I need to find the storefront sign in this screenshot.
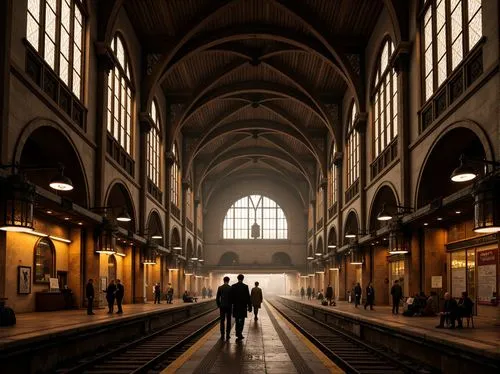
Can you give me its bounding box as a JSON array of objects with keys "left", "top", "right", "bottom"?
[
  {"left": 477, "top": 249, "right": 498, "bottom": 305},
  {"left": 431, "top": 276, "right": 442, "bottom": 288}
]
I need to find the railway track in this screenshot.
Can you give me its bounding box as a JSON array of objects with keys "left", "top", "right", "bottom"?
[
  {"left": 267, "top": 298, "right": 435, "bottom": 374},
  {"left": 57, "top": 308, "right": 219, "bottom": 374}
]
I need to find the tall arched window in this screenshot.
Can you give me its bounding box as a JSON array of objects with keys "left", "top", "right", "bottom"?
[
  {"left": 170, "top": 143, "right": 180, "bottom": 206},
  {"left": 26, "top": 0, "right": 85, "bottom": 99},
  {"left": 223, "top": 195, "right": 288, "bottom": 239},
  {"left": 34, "top": 237, "right": 55, "bottom": 283},
  {"left": 148, "top": 100, "right": 161, "bottom": 187},
  {"left": 373, "top": 40, "right": 398, "bottom": 158},
  {"left": 107, "top": 34, "right": 133, "bottom": 154},
  {"left": 328, "top": 143, "right": 337, "bottom": 207},
  {"left": 346, "top": 101, "right": 359, "bottom": 188},
  {"left": 422, "top": 0, "right": 482, "bottom": 101}
]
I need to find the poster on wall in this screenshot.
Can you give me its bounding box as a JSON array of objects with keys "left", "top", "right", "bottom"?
[
  {"left": 17, "top": 266, "right": 31, "bottom": 294},
  {"left": 477, "top": 249, "right": 498, "bottom": 305},
  {"left": 451, "top": 267, "right": 466, "bottom": 298}
]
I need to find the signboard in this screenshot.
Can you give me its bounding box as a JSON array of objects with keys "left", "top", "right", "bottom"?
[
  {"left": 477, "top": 249, "right": 497, "bottom": 305},
  {"left": 49, "top": 277, "right": 59, "bottom": 291},
  {"left": 431, "top": 276, "right": 442, "bottom": 289}
]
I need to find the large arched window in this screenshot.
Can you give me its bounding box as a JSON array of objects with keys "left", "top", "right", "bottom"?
[
  {"left": 346, "top": 101, "right": 359, "bottom": 188},
  {"left": 223, "top": 195, "right": 288, "bottom": 239},
  {"left": 422, "top": 0, "right": 482, "bottom": 101},
  {"left": 328, "top": 143, "right": 337, "bottom": 207},
  {"left": 34, "top": 237, "right": 55, "bottom": 283},
  {"left": 373, "top": 39, "right": 398, "bottom": 158},
  {"left": 170, "top": 143, "right": 180, "bottom": 206},
  {"left": 148, "top": 100, "right": 161, "bottom": 187},
  {"left": 26, "top": 0, "right": 85, "bottom": 99},
  {"left": 107, "top": 34, "right": 133, "bottom": 154}
]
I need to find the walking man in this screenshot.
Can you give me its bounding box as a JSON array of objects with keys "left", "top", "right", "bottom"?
[
  {"left": 250, "top": 281, "right": 263, "bottom": 321},
  {"left": 306, "top": 285, "right": 312, "bottom": 300},
  {"left": 216, "top": 276, "right": 232, "bottom": 341},
  {"left": 354, "top": 282, "right": 362, "bottom": 308},
  {"left": 86, "top": 279, "right": 95, "bottom": 315},
  {"left": 115, "top": 279, "right": 124, "bottom": 314},
  {"left": 364, "top": 282, "right": 375, "bottom": 310},
  {"left": 391, "top": 279, "right": 403, "bottom": 314},
  {"left": 230, "top": 274, "right": 252, "bottom": 341},
  {"left": 154, "top": 282, "right": 161, "bottom": 304},
  {"left": 105, "top": 280, "right": 116, "bottom": 314}
]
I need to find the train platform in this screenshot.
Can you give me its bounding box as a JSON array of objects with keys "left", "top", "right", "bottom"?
[
  {"left": 165, "top": 300, "right": 342, "bottom": 374},
  {"left": 0, "top": 298, "right": 216, "bottom": 373}
]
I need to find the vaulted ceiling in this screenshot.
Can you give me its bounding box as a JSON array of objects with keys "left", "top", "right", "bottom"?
[{"left": 122, "top": 0, "right": 388, "bottom": 207}]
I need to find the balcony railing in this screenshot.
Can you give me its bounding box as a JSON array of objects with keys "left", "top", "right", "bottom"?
[
  {"left": 370, "top": 139, "right": 398, "bottom": 180},
  {"left": 345, "top": 179, "right": 359, "bottom": 204}
]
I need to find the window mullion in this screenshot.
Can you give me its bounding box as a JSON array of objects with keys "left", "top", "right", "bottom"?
[
  {"left": 68, "top": 0, "right": 75, "bottom": 91},
  {"left": 462, "top": 0, "right": 469, "bottom": 53},
  {"left": 444, "top": 0, "right": 452, "bottom": 79},
  {"left": 54, "top": 0, "right": 61, "bottom": 75},
  {"left": 40, "top": 0, "right": 47, "bottom": 58},
  {"left": 431, "top": 0, "right": 438, "bottom": 93}
]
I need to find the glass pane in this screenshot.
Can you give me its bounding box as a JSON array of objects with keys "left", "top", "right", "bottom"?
[
  {"left": 44, "top": 40, "right": 55, "bottom": 69},
  {"left": 26, "top": 14, "right": 39, "bottom": 50},
  {"left": 467, "top": 250, "right": 475, "bottom": 300},
  {"left": 468, "top": 12, "right": 482, "bottom": 48},
  {"left": 61, "top": 0, "right": 71, "bottom": 29},
  {"left": 437, "top": 57, "right": 447, "bottom": 86},
  {"left": 451, "top": 37, "right": 463, "bottom": 70},
  {"left": 45, "top": 3, "right": 56, "bottom": 42},
  {"left": 425, "top": 74, "right": 433, "bottom": 100},
  {"left": 451, "top": 251, "right": 467, "bottom": 298},
  {"left": 72, "top": 70, "right": 81, "bottom": 98},
  {"left": 451, "top": 3, "right": 462, "bottom": 42},
  {"left": 60, "top": 57, "right": 69, "bottom": 84},
  {"left": 61, "top": 29, "right": 70, "bottom": 58}
]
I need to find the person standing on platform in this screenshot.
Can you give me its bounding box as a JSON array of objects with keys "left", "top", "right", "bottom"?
[
  {"left": 86, "top": 279, "right": 95, "bottom": 315},
  {"left": 300, "top": 287, "right": 305, "bottom": 299},
  {"left": 115, "top": 279, "right": 124, "bottom": 314},
  {"left": 354, "top": 282, "right": 362, "bottom": 308},
  {"left": 326, "top": 284, "right": 334, "bottom": 306},
  {"left": 166, "top": 283, "right": 174, "bottom": 304},
  {"left": 202, "top": 286, "right": 207, "bottom": 299},
  {"left": 230, "top": 274, "right": 252, "bottom": 341},
  {"left": 306, "top": 285, "right": 312, "bottom": 300},
  {"left": 391, "top": 279, "right": 403, "bottom": 314},
  {"left": 250, "top": 281, "right": 263, "bottom": 321},
  {"left": 208, "top": 287, "right": 213, "bottom": 298},
  {"left": 364, "top": 282, "right": 375, "bottom": 310},
  {"left": 216, "top": 276, "right": 232, "bottom": 341},
  {"left": 105, "top": 280, "right": 117, "bottom": 314},
  {"left": 154, "top": 282, "right": 161, "bottom": 304}
]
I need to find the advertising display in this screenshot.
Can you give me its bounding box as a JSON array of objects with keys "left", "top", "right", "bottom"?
[{"left": 477, "top": 249, "right": 497, "bottom": 305}]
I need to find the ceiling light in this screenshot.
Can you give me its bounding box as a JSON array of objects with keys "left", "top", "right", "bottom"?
[
  {"left": 78, "top": 222, "right": 83, "bottom": 225},
  {"left": 455, "top": 211, "right": 461, "bottom": 214},
  {"left": 64, "top": 217, "right": 70, "bottom": 220},
  {"left": 327, "top": 244, "right": 336, "bottom": 249},
  {"left": 190, "top": 257, "right": 198, "bottom": 261},
  {"left": 345, "top": 231, "right": 356, "bottom": 238},
  {"left": 377, "top": 204, "right": 393, "bottom": 221},
  {"left": 315, "top": 252, "right": 322, "bottom": 256},
  {"left": 49, "top": 168, "right": 73, "bottom": 191},
  {"left": 46, "top": 210, "right": 52, "bottom": 214},
  {"left": 437, "top": 217, "right": 443, "bottom": 221},
  {"left": 424, "top": 222, "right": 428, "bottom": 226},
  {"left": 116, "top": 209, "right": 132, "bottom": 222},
  {"left": 173, "top": 245, "right": 182, "bottom": 250},
  {"left": 450, "top": 157, "right": 478, "bottom": 183},
  {"left": 151, "top": 234, "right": 162, "bottom": 239},
  {"left": 306, "top": 255, "right": 314, "bottom": 260}
]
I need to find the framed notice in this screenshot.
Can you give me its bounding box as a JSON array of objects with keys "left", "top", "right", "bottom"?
[
  {"left": 18, "top": 266, "right": 32, "bottom": 294},
  {"left": 49, "top": 277, "right": 60, "bottom": 291},
  {"left": 477, "top": 249, "right": 497, "bottom": 305},
  {"left": 431, "top": 276, "right": 442, "bottom": 289}
]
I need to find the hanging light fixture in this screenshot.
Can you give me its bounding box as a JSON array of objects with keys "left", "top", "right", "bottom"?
[
  {"left": 329, "top": 256, "right": 339, "bottom": 271},
  {"left": 142, "top": 242, "right": 157, "bottom": 265},
  {"left": 349, "top": 243, "right": 363, "bottom": 265},
  {"left": 116, "top": 208, "right": 132, "bottom": 222},
  {"left": 450, "top": 155, "right": 479, "bottom": 182},
  {"left": 151, "top": 233, "right": 162, "bottom": 239},
  {"left": 345, "top": 230, "right": 356, "bottom": 238},
  {"left": 251, "top": 221, "right": 260, "bottom": 239},
  {"left": 327, "top": 244, "right": 337, "bottom": 249},
  {"left": 49, "top": 166, "right": 74, "bottom": 191},
  {"left": 472, "top": 176, "right": 500, "bottom": 233},
  {"left": 0, "top": 174, "right": 35, "bottom": 232},
  {"left": 388, "top": 223, "right": 409, "bottom": 255},
  {"left": 377, "top": 204, "right": 393, "bottom": 221},
  {"left": 95, "top": 221, "right": 117, "bottom": 255}
]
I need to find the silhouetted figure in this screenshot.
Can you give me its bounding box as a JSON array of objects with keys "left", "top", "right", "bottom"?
[
  {"left": 300, "top": 287, "right": 305, "bottom": 299},
  {"left": 354, "top": 283, "right": 362, "bottom": 308},
  {"left": 312, "top": 288, "right": 316, "bottom": 299},
  {"left": 154, "top": 282, "right": 161, "bottom": 304},
  {"left": 364, "top": 282, "right": 375, "bottom": 310},
  {"left": 326, "top": 284, "right": 334, "bottom": 306},
  {"left": 391, "top": 280, "right": 403, "bottom": 314},
  {"left": 86, "top": 279, "right": 95, "bottom": 315},
  {"left": 306, "top": 286, "right": 312, "bottom": 300},
  {"left": 105, "top": 280, "right": 116, "bottom": 314},
  {"left": 216, "top": 276, "right": 232, "bottom": 341},
  {"left": 115, "top": 279, "right": 124, "bottom": 314},
  {"left": 251, "top": 281, "right": 263, "bottom": 321},
  {"left": 436, "top": 292, "right": 458, "bottom": 328},
  {"left": 208, "top": 287, "right": 213, "bottom": 298},
  {"left": 230, "top": 274, "right": 252, "bottom": 341},
  {"left": 457, "top": 291, "right": 474, "bottom": 328},
  {"left": 202, "top": 286, "right": 207, "bottom": 299},
  {"left": 183, "top": 290, "right": 195, "bottom": 303},
  {"left": 166, "top": 283, "right": 174, "bottom": 304}
]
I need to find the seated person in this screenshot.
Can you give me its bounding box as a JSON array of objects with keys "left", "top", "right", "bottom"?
[
  {"left": 422, "top": 292, "right": 438, "bottom": 316},
  {"left": 403, "top": 297, "right": 415, "bottom": 316},
  {"left": 182, "top": 291, "right": 194, "bottom": 303},
  {"left": 457, "top": 291, "right": 474, "bottom": 328},
  {"left": 317, "top": 290, "right": 324, "bottom": 300},
  {"left": 436, "top": 292, "right": 458, "bottom": 328}
]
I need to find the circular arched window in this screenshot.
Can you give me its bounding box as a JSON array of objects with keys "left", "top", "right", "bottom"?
[{"left": 34, "top": 237, "right": 55, "bottom": 283}]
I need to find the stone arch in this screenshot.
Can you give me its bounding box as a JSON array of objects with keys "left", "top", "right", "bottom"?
[
  {"left": 15, "top": 120, "right": 89, "bottom": 207},
  {"left": 308, "top": 244, "right": 313, "bottom": 258},
  {"left": 327, "top": 225, "right": 337, "bottom": 250},
  {"left": 170, "top": 226, "right": 181, "bottom": 250},
  {"left": 146, "top": 209, "right": 164, "bottom": 245},
  {"left": 219, "top": 251, "right": 239, "bottom": 266},
  {"left": 186, "top": 239, "right": 194, "bottom": 259},
  {"left": 343, "top": 210, "right": 359, "bottom": 244},
  {"left": 415, "top": 123, "right": 493, "bottom": 208},
  {"left": 368, "top": 183, "right": 400, "bottom": 231},
  {"left": 104, "top": 180, "right": 137, "bottom": 232},
  {"left": 316, "top": 236, "right": 324, "bottom": 255},
  {"left": 272, "top": 252, "right": 292, "bottom": 266},
  {"left": 197, "top": 244, "right": 202, "bottom": 260}
]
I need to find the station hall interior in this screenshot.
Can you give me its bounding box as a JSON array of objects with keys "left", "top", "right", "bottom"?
[{"left": 0, "top": 0, "right": 499, "bottom": 373}]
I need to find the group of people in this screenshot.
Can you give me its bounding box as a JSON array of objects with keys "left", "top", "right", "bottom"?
[
  {"left": 85, "top": 278, "right": 124, "bottom": 315},
  {"left": 153, "top": 282, "right": 174, "bottom": 304},
  {"left": 201, "top": 286, "right": 213, "bottom": 299},
  {"left": 435, "top": 291, "right": 474, "bottom": 329},
  {"left": 299, "top": 285, "right": 336, "bottom": 306},
  {"left": 216, "top": 275, "right": 263, "bottom": 341}
]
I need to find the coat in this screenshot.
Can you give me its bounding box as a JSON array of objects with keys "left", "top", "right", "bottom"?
[
  {"left": 391, "top": 284, "right": 403, "bottom": 300},
  {"left": 366, "top": 286, "right": 375, "bottom": 302},
  {"left": 230, "top": 281, "right": 252, "bottom": 318},
  {"left": 325, "top": 286, "right": 333, "bottom": 299},
  {"left": 105, "top": 283, "right": 116, "bottom": 301},
  {"left": 116, "top": 283, "right": 124, "bottom": 300},
  {"left": 251, "top": 286, "right": 263, "bottom": 308},
  {"left": 86, "top": 283, "right": 94, "bottom": 299},
  {"left": 216, "top": 283, "right": 231, "bottom": 308}
]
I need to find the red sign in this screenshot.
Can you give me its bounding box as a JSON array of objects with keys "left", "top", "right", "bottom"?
[{"left": 478, "top": 249, "right": 497, "bottom": 266}]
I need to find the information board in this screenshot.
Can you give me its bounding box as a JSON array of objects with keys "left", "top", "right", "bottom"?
[
  {"left": 431, "top": 276, "right": 442, "bottom": 289},
  {"left": 477, "top": 249, "right": 497, "bottom": 305}
]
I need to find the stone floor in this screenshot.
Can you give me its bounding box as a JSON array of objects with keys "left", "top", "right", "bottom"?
[
  {"left": 0, "top": 298, "right": 213, "bottom": 348},
  {"left": 284, "top": 296, "right": 500, "bottom": 356},
  {"left": 168, "top": 301, "right": 341, "bottom": 374}
]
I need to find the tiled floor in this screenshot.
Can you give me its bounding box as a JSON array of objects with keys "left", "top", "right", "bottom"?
[
  {"left": 284, "top": 296, "right": 500, "bottom": 355},
  {"left": 171, "top": 303, "right": 337, "bottom": 374},
  {"left": 0, "top": 299, "right": 214, "bottom": 348}
]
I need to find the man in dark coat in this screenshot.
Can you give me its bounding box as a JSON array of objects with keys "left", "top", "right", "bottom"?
[
  {"left": 354, "top": 283, "right": 362, "bottom": 308},
  {"left": 154, "top": 282, "right": 161, "bottom": 304},
  {"left": 436, "top": 292, "right": 458, "bottom": 328},
  {"left": 364, "top": 282, "right": 375, "bottom": 310},
  {"left": 216, "top": 276, "right": 232, "bottom": 340},
  {"left": 86, "top": 279, "right": 95, "bottom": 315},
  {"left": 250, "top": 281, "right": 263, "bottom": 321},
  {"left": 325, "top": 284, "right": 334, "bottom": 306},
  {"left": 306, "top": 286, "right": 312, "bottom": 300},
  {"left": 300, "top": 287, "right": 305, "bottom": 299},
  {"left": 391, "top": 279, "right": 403, "bottom": 314},
  {"left": 105, "top": 280, "right": 117, "bottom": 314},
  {"left": 115, "top": 279, "right": 124, "bottom": 314},
  {"left": 230, "top": 274, "right": 252, "bottom": 341}
]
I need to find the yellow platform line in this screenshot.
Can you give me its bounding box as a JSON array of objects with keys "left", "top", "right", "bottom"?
[
  {"left": 265, "top": 300, "right": 345, "bottom": 374},
  {"left": 160, "top": 324, "right": 219, "bottom": 374}
]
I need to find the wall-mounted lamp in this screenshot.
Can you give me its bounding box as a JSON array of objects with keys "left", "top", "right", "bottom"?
[
  {"left": 377, "top": 203, "right": 413, "bottom": 221},
  {"left": 450, "top": 154, "right": 500, "bottom": 183},
  {"left": 388, "top": 222, "right": 409, "bottom": 255},
  {"left": 472, "top": 176, "right": 500, "bottom": 233},
  {"left": 0, "top": 163, "right": 73, "bottom": 192}
]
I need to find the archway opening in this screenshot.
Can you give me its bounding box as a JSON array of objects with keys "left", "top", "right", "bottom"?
[
  {"left": 369, "top": 185, "right": 398, "bottom": 231},
  {"left": 344, "top": 211, "right": 359, "bottom": 244},
  {"left": 327, "top": 226, "right": 337, "bottom": 250},
  {"left": 272, "top": 252, "right": 292, "bottom": 266},
  {"left": 219, "top": 252, "right": 239, "bottom": 266},
  {"left": 105, "top": 183, "right": 136, "bottom": 231},
  {"left": 146, "top": 211, "right": 164, "bottom": 245}
]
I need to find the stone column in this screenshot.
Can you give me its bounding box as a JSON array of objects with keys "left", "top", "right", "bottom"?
[
  {"left": 139, "top": 113, "right": 153, "bottom": 234},
  {"left": 0, "top": 0, "right": 12, "bottom": 164}
]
